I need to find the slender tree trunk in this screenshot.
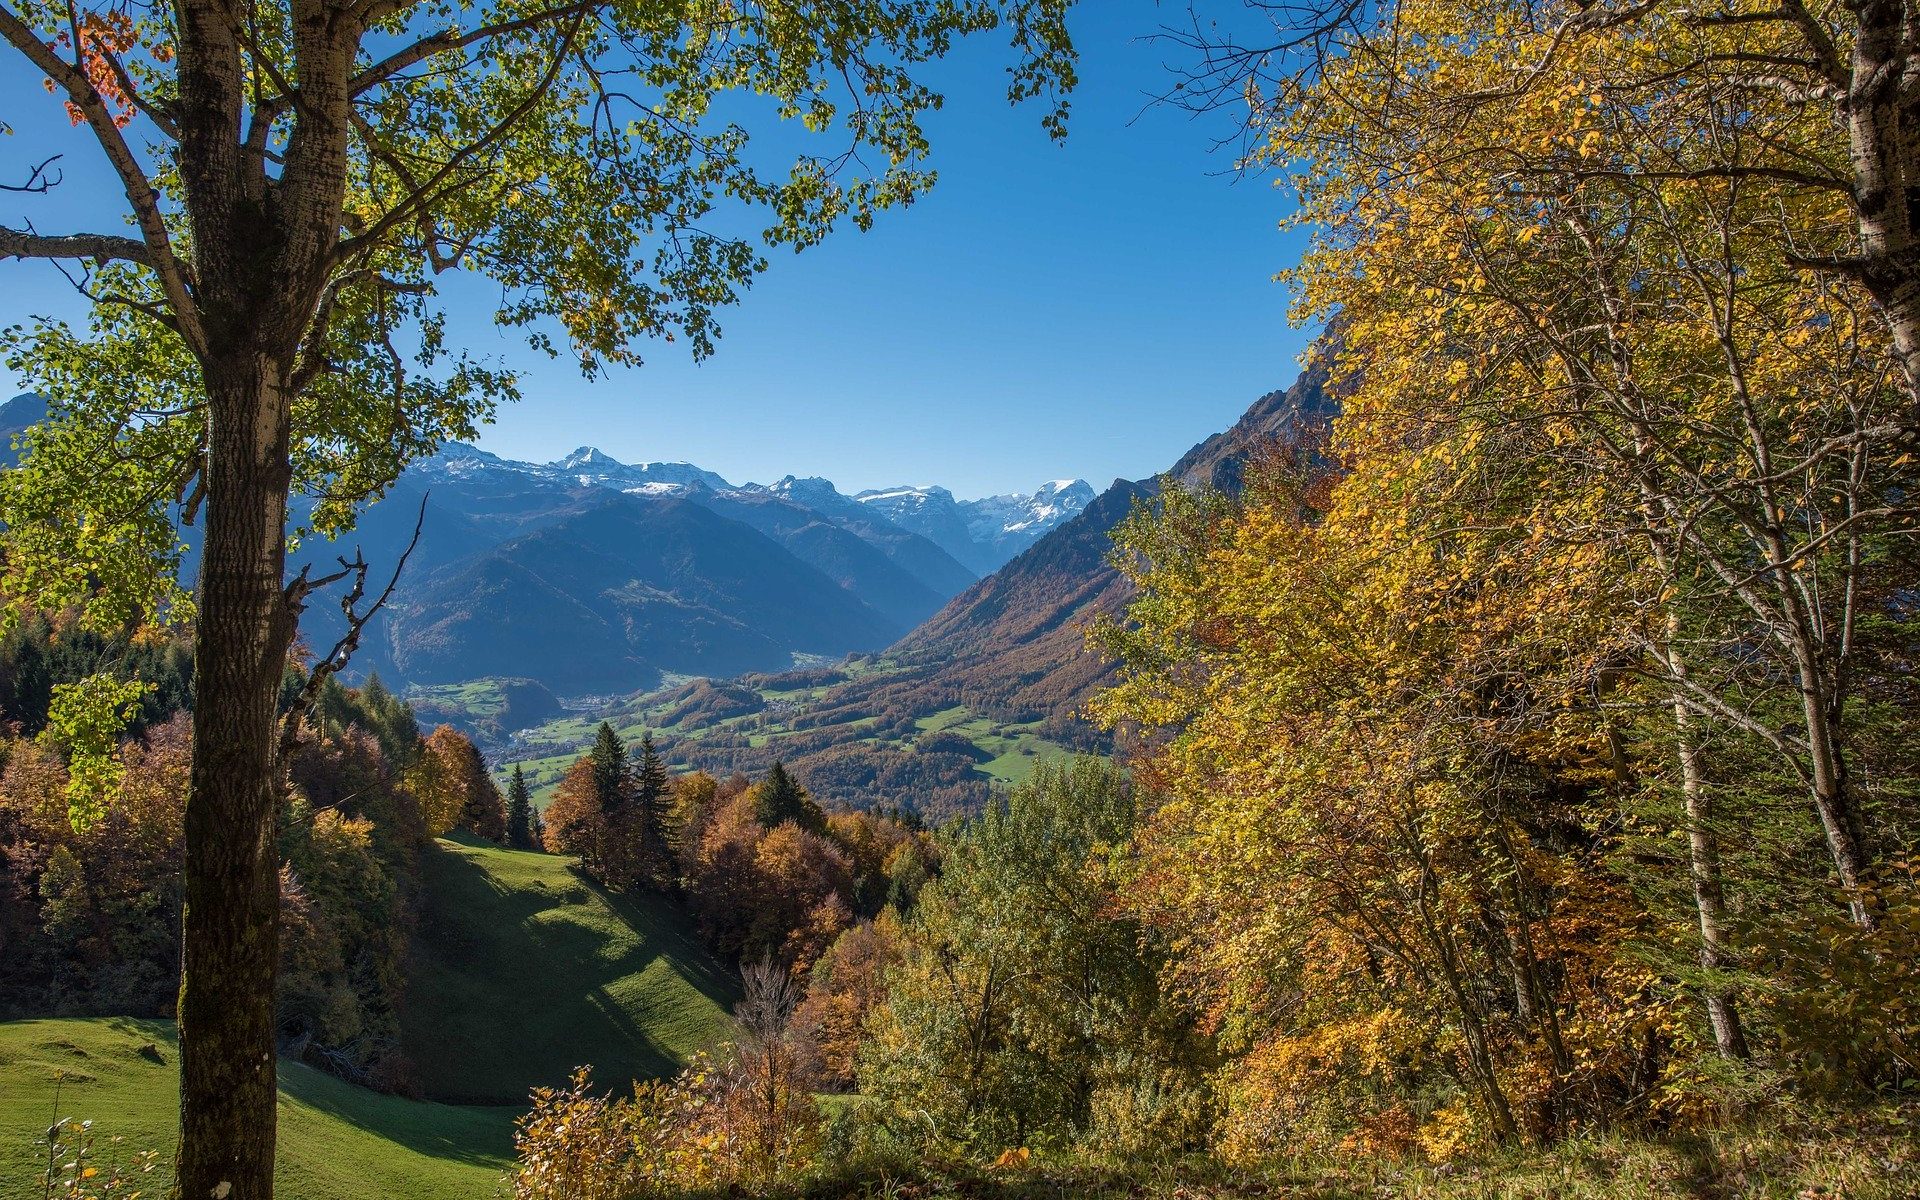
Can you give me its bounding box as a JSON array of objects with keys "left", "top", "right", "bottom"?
[
  {"left": 1664, "top": 621, "right": 1749, "bottom": 1059},
  {"left": 176, "top": 357, "right": 297, "bottom": 1200},
  {"left": 1792, "top": 641, "right": 1877, "bottom": 929}
]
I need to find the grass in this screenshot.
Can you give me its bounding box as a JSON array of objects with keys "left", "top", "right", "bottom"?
[
  {"left": 402, "top": 834, "right": 739, "bottom": 1105},
  {"left": 0, "top": 1017, "right": 517, "bottom": 1200},
  {"left": 408, "top": 678, "right": 519, "bottom": 719},
  {"left": 1, "top": 834, "right": 742, "bottom": 1198},
  {"left": 499, "top": 680, "right": 1074, "bottom": 806},
  {"left": 490, "top": 749, "right": 577, "bottom": 808}
]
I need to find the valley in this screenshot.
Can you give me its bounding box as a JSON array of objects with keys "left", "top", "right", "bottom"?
[{"left": 407, "top": 369, "right": 1338, "bottom": 817}]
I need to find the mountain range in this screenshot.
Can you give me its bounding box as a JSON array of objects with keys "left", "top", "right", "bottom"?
[
  {"left": 779, "top": 361, "right": 1339, "bottom": 739},
  {"left": 487, "top": 363, "right": 1338, "bottom": 816},
  {"left": 2, "top": 366, "right": 1330, "bottom": 749},
  {"left": 360, "top": 444, "right": 1094, "bottom": 694},
  {"left": 0, "top": 394, "right": 1095, "bottom": 698}
]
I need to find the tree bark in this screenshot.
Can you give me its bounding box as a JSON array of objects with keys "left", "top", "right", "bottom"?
[
  {"left": 1791, "top": 634, "right": 1877, "bottom": 930},
  {"left": 175, "top": 356, "right": 297, "bottom": 1200},
  {"left": 1665, "top": 623, "right": 1749, "bottom": 1060},
  {"left": 1843, "top": 0, "right": 1920, "bottom": 423}
]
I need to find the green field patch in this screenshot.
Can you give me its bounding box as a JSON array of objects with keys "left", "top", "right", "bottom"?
[
  {"left": 407, "top": 678, "right": 513, "bottom": 718},
  {"left": 914, "top": 705, "right": 972, "bottom": 733},
  {"left": 0, "top": 1018, "right": 516, "bottom": 1200},
  {"left": 491, "top": 750, "right": 577, "bottom": 808}
]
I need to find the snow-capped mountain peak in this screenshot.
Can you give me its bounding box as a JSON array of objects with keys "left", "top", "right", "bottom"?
[
  {"left": 555, "top": 445, "right": 620, "bottom": 470},
  {"left": 407, "top": 439, "right": 1081, "bottom": 576},
  {"left": 853, "top": 478, "right": 1093, "bottom": 574},
  {"left": 853, "top": 483, "right": 957, "bottom": 510}
]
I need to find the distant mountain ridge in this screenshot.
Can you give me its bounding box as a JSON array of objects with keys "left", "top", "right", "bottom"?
[
  {"left": 0, "top": 393, "right": 1095, "bottom": 700},
  {"left": 879, "top": 359, "right": 1337, "bottom": 722},
  {"left": 413, "top": 444, "right": 1091, "bottom": 575},
  {"left": 854, "top": 478, "right": 1096, "bottom": 575},
  {"left": 580, "top": 363, "right": 1341, "bottom": 815},
  {"left": 328, "top": 442, "right": 1098, "bottom": 696},
  {"left": 0, "top": 393, "right": 48, "bottom": 467}
]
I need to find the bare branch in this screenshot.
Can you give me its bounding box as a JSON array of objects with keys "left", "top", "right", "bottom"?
[
  {"left": 3, "top": 154, "right": 63, "bottom": 193},
  {"left": 277, "top": 493, "right": 429, "bottom": 758},
  {"left": 0, "top": 225, "right": 156, "bottom": 265}
]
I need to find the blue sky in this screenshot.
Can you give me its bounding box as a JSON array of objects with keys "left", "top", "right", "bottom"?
[{"left": 1, "top": 2, "right": 1313, "bottom": 499}]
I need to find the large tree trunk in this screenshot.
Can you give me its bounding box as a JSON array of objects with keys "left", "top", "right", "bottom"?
[{"left": 176, "top": 357, "right": 297, "bottom": 1200}]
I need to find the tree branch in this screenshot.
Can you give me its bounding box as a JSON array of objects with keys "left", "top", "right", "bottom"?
[
  {"left": 0, "top": 225, "right": 156, "bottom": 265},
  {"left": 334, "top": 14, "right": 585, "bottom": 268},
  {"left": 3, "top": 153, "right": 62, "bottom": 193},
  {"left": 277, "top": 493, "right": 428, "bottom": 759},
  {"left": 348, "top": 0, "right": 596, "bottom": 98},
  {"left": 0, "top": 3, "right": 205, "bottom": 355}
]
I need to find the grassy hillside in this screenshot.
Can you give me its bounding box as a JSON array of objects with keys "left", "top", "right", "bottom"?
[
  {"left": 403, "top": 834, "right": 738, "bottom": 1104},
  {"left": 2, "top": 838, "right": 740, "bottom": 1197},
  {"left": 495, "top": 664, "right": 1075, "bottom": 818},
  {"left": 0, "top": 1018, "right": 516, "bottom": 1200}
]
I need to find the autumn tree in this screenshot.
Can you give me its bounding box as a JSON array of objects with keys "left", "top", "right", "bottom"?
[
  {"left": 792, "top": 911, "right": 904, "bottom": 1089},
  {"left": 1165, "top": 0, "right": 1920, "bottom": 434},
  {"left": 450, "top": 734, "right": 507, "bottom": 842},
  {"left": 1149, "top": 0, "right": 1917, "bottom": 1094},
  {"left": 666, "top": 769, "right": 720, "bottom": 873},
  {"left": 0, "top": 2, "right": 1076, "bottom": 1190},
  {"left": 1095, "top": 452, "right": 1674, "bottom": 1152},
  {"left": 542, "top": 757, "right": 604, "bottom": 871},
  {"left": 403, "top": 725, "right": 504, "bottom": 840},
  {"left": 405, "top": 727, "right": 459, "bottom": 837}
]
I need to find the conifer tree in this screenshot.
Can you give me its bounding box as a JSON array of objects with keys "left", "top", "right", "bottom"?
[
  {"left": 589, "top": 722, "right": 630, "bottom": 819},
  {"left": 506, "top": 765, "right": 533, "bottom": 850},
  {"left": 586, "top": 722, "right": 643, "bottom": 885},
  {"left": 753, "top": 761, "right": 826, "bottom": 835},
  {"left": 356, "top": 673, "right": 422, "bottom": 769},
  {"left": 633, "top": 733, "right": 671, "bottom": 887}
]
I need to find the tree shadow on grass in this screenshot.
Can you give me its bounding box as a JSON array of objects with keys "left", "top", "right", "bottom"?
[
  {"left": 587, "top": 875, "right": 742, "bottom": 1013},
  {"left": 274, "top": 1059, "right": 518, "bottom": 1170},
  {"left": 400, "top": 839, "right": 739, "bottom": 1107}
]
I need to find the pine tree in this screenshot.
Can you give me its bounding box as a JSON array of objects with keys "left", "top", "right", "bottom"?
[
  {"left": 589, "top": 721, "right": 630, "bottom": 818},
  {"left": 357, "top": 672, "right": 422, "bottom": 768},
  {"left": 506, "top": 765, "right": 534, "bottom": 850},
  {"left": 753, "top": 761, "right": 826, "bottom": 834},
  {"left": 587, "top": 722, "right": 640, "bottom": 885},
  {"left": 633, "top": 732, "right": 671, "bottom": 886}
]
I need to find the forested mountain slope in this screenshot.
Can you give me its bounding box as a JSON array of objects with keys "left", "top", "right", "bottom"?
[
  {"left": 497, "top": 366, "right": 1336, "bottom": 816},
  {"left": 835, "top": 362, "right": 1338, "bottom": 734}
]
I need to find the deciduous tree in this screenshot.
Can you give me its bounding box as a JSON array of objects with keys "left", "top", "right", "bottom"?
[{"left": 0, "top": 1, "right": 1076, "bottom": 1188}]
